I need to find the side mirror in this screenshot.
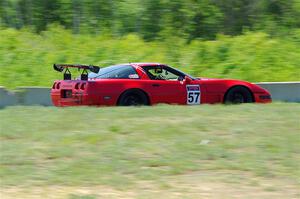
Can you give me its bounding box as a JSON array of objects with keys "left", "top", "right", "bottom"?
[{"left": 184, "top": 76, "right": 193, "bottom": 84}]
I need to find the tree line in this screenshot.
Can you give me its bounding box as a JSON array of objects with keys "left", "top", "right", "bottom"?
[{"left": 1, "top": 0, "right": 300, "bottom": 40}]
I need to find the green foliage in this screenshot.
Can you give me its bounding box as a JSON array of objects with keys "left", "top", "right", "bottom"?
[
  {"left": 1, "top": 0, "right": 300, "bottom": 39},
  {"left": 0, "top": 26, "right": 299, "bottom": 88},
  {"left": 0, "top": 1, "right": 299, "bottom": 88}
]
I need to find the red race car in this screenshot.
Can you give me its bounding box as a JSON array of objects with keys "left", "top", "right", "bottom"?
[{"left": 51, "top": 63, "right": 272, "bottom": 106}]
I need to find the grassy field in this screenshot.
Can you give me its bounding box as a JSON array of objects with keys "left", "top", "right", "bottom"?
[{"left": 0, "top": 103, "right": 299, "bottom": 198}]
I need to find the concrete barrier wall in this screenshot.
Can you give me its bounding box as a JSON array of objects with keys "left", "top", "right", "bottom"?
[
  {"left": 256, "top": 82, "right": 300, "bottom": 103},
  {"left": 0, "top": 82, "right": 299, "bottom": 107},
  {"left": 0, "top": 87, "right": 52, "bottom": 108},
  {"left": 0, "top": 87, "right": 18, "bottom": 107},
  {"left": 18, "top": 87, "right": 52, "bottom": 106}
]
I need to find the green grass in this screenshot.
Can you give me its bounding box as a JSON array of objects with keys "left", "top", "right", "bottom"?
[
  {"left": 0, "top": 104, "right": 300, "bottom": 198},
  {"left": 1, "top": 26, "right": 300, "bottom": 89}
]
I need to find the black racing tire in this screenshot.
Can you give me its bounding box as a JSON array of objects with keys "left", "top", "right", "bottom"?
[
  {"left": 118, "top": 89, "right": 149, "bottom": 106},
  {"left": 224, "top": 86, "right": 254, "bottom": 104}
]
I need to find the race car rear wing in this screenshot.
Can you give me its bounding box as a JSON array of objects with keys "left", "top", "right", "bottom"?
[{"left": 53, "top": 64, "right": 100, "bottom": 80}]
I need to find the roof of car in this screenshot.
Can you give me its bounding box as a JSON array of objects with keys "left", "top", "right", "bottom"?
[
  {"left": 104, "top": 63, "right": 165, "bottom": 69},
  {"left": 130, "top": 63, "right": 164, "bottom": 67}
]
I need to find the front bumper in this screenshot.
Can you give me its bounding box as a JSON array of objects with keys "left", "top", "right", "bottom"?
[{"left": 254, "top": 93, "right": 272, "bottom": 103}]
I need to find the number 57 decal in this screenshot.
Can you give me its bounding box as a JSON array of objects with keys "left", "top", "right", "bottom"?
[{"left": 186, "top": 85, "right": 201, "bottom": 105}]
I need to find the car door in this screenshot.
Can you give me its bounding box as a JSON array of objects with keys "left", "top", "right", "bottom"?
[
  {"left": 148, "top": 79, "right": 187, "bottom": 104},
  {"left": 142, "top": 66, "right": 186, "bottom": 104}
]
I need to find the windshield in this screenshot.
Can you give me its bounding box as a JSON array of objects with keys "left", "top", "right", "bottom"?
[
  {"left": 168, "top": 66, "right": 197, "bottom": 80},
  {"left": 89, "top": 65, "right": 139, "bottom": 79}
]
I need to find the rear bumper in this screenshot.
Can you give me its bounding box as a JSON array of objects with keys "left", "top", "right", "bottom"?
[{"left": 51, "top": 92, "right": 91, "bottom": 106}]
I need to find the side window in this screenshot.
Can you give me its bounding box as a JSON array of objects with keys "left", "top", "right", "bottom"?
[
  {"left": 105, "top": 66, "right": 138, "bottom": 79},
  {"left": 144, "top": 66, "right": 183, "bottom": 80},
  {"left": 162, "top": 69, "right": 180, "bottom": 80},
  {"left": 90, "top": 65, "right": 139, "bottom": 79}
]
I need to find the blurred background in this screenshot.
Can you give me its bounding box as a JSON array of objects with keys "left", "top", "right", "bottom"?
[
  {"left": 1, "top": 2, "right": 300, "bottom": 198},
  {"left": 0, "top": 0, "right": 300, "bottom": 89}
]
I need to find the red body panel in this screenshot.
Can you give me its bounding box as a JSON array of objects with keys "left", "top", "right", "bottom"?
[{"left": 51, "top": 63, "right": 271, "bottom": 106}]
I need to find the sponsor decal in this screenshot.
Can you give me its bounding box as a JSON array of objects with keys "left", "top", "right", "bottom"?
[{"left": 128, "top": 74, "right": 139, "bottom": 79}]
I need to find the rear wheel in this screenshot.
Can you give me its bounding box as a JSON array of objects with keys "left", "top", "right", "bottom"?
[
  {"left": 224, "top": 86, "right": 254, "bottom": 104},
  {"left": 118, "top": 89, "right": 149, "bottom": 106}
]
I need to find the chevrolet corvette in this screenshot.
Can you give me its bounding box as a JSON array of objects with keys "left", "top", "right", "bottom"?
[{"left": 51, "top": 63, "right": 272, "bottom": 106}]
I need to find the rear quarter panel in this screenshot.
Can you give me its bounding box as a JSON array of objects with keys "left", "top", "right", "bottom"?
[{"left": 87, "top": 79, "right": 153, "bottom": 105}]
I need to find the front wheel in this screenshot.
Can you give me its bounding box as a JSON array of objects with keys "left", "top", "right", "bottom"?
[
  {"left": 118, "top": 90, "right": 149, "bottom": 106},
  {"left": 224, "top": 86, "right": 254, "bottom": 104}
]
